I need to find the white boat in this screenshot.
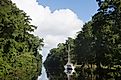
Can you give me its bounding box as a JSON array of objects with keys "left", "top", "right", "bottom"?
[
  {"left": 64, "top": 62, "right": 75, "bottom": 75},
  {"left": 64, "top": 44, "right": 75, "bottom": 75}
]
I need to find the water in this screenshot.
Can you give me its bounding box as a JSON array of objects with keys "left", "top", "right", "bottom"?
[
  {"left": 37, "top": 65, "right": 48, "bottom": 80},
  {"left": 39, "top": 66, "right": 121, "bottom": 80}
]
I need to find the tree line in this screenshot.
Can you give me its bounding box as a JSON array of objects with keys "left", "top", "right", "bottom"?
[
  {"left": 44, "top": 0, "right": 121, "bottom": 79},
  {"left": 0, "top": 0, "right": 43, "bottom": 80}
]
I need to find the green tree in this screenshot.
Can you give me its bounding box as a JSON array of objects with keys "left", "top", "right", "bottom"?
[
  {"left": 91, "top": 0, "right": 121, "bottom": 78},
  {"left": 44, "top": 38, "right": 76, "bottom": 80},
  {"left": 44, "top": 0, "right": 121, "bottom": 79},
  {"left": 0, "top": 0, "right": 43, "bottom": 79},
  {"left": 75, "top": 21, "right": 95, "bottom": 65},
  {"left": 92, "top": 0, "right": 121, "bottom": 68}
]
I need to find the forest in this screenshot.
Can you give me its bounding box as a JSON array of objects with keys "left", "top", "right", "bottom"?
[
  {"left": 0, "top": 0, "right": 43, "bottom": 79},
  {"left": 0, "top": 0, "right": 121, "bottom": 80},
  {"left": 44, "top": 0, "right": 121, "bottom": 80}
]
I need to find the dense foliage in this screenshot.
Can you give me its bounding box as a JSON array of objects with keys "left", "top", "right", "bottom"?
[
  {"left": 44, "top": 38, "right": 75, "bottom": 80},
  {"left": 44, "top": 0, "right": 121, "bottom": 80},
  {"left": 0, "top": 0, "right": 43, "bottom": 80}
]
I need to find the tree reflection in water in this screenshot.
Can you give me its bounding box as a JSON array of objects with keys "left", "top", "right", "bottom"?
[{"left": 44, "top": 65, "right": 121, "bottom": 80}]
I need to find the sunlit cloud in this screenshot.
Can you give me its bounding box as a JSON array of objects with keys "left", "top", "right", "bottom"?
[{"left": 11, "top": 0, "right": 84, "bottom": 61}]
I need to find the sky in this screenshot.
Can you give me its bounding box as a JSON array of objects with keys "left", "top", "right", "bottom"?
[
  {"left": 11, "top": 0, "right": 98, "bottom": 79},
  {"left": 11, "top": 0, "right": 98, "bottom": 61},
  {"left": 37, "top": 0, "right": 98, "bottom": 22}
]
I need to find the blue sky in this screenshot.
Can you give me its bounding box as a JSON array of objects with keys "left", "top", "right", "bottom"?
[
  {"left": 11, "top": 0, "right": 99, "bottom": 62},
  {"left": 12, "top": 0, "right": 99, "bottom": 60},
  {"left": 37, "top": 0, "right": 99, "bottom": 22},
  {"left": 11, "top": 0, "right": 99, "bottom": 79}
]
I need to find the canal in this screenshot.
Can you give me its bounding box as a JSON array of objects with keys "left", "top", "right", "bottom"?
[
  {"left": 37, "top": 64, "right": 121, "bottom": 80},
  {"left": 37, "top": 65, "right": 48, "bottom": 80}
]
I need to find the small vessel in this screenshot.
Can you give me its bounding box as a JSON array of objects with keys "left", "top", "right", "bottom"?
[
  {"left": 64, "top": 44, "right": 75, "bottom": 75},
  {"left": 64, "top": 62, "right": 75, "bottom": 75}
]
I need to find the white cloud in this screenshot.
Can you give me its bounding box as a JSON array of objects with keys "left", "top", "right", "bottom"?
[{"left": 11, "top": 0, "right": 84, "bottom": 61}]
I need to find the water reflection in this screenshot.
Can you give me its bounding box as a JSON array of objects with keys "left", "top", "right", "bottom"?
[
  {"left": 64, "top": 63, "right": 75, "bottom": 80},
  {"left": 65, "top": 69, "right": 76, "bottom": 80},
  {"left": 37, "top": 65, "right": 48, "bottom": 80},
  {"left": 44, "top": 65, "right": 121, "bottom": 80}
]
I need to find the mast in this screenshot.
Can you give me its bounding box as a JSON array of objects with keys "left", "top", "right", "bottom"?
[
  {"left": 67, "top": 43, "right": 71, "bottom": 63},
  {"left": 64, "top": 42, "right": 75, "bottom": 80}
]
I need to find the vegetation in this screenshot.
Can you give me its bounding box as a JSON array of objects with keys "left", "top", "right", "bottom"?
[
  {"left": 44, "top": 0, "right": 121, "bottom": 80},
  {"left": 0, "top": 0, "right": 43, "bottom": 80},
  {"left": 44, "top": 38, "right": 76, "bottom": 80}
]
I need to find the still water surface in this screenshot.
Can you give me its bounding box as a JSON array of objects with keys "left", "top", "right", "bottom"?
[
  {"left": 38, "top": 65, "right": 48, "bottom": 80},
  {"left": 38, "top": 66, "right": 121, "bottom": 80}
]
